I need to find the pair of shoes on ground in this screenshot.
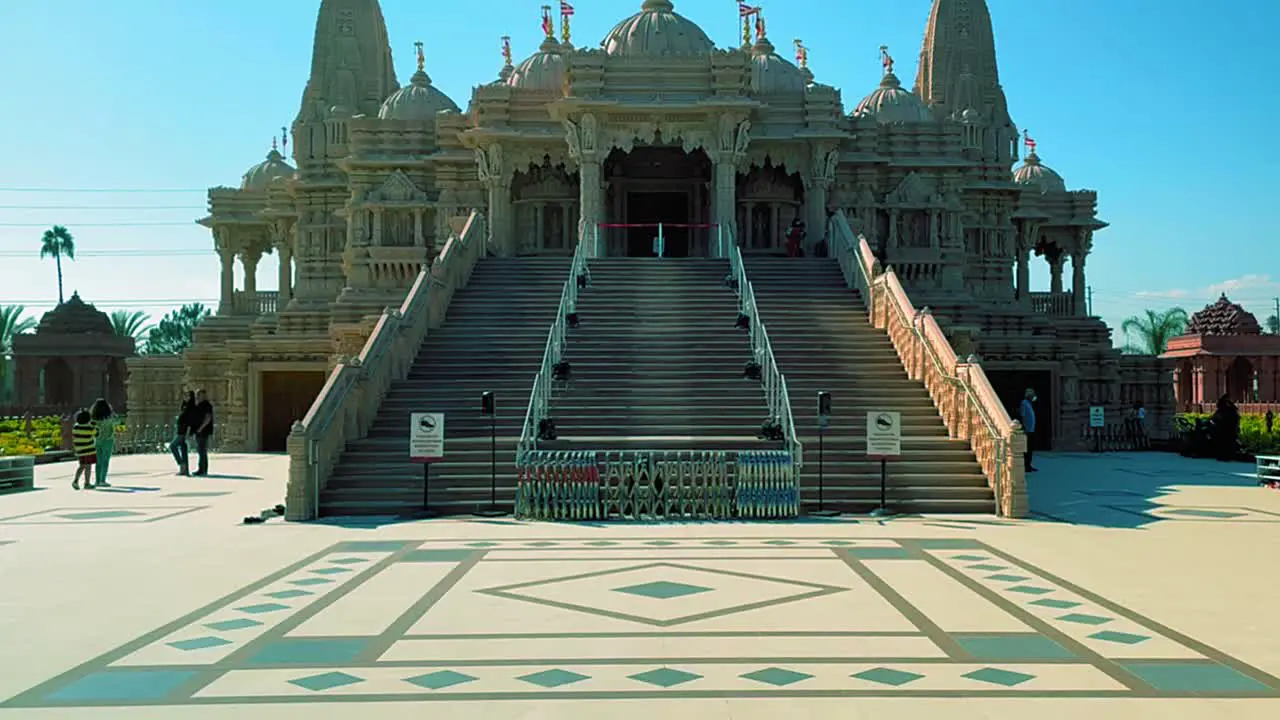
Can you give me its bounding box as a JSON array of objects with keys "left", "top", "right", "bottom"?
[{"left": 72, "top": 481, "right": 111, "bottom": 489}]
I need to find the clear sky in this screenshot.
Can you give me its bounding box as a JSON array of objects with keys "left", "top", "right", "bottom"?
[{"left": 1, "top": 0, "right": 1278, "bottom": 341}]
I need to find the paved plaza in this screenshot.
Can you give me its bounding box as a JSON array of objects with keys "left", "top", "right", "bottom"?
[{"left": 0, "top": 452, "right": 1278, "bottom": 718}]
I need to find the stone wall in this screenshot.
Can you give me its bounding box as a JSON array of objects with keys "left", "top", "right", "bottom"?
[{"left": 124, "top": 354, "right": 187, "bottom": 431}]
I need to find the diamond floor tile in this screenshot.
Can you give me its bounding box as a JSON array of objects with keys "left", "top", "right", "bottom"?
[
  {"left": 1006, "top": 585, "right": 1054, "bottom": 596},
  {"left": 1029, "top": 598, "right": 1082, "bottom": 610},
  {"left": 740, "top": 667, "right": 814, "bottom": 687},
  {"left": 1058, "top": 613, "right": 1113, "bottom": 626},
  {"left": 963, "top": 667, "right": 1036, "bottom": 687},
  {"left": 166, "top": 636, "right": 232, "bottom": 652},
  {"left": 265, "top": 589, "right": 313, "bottom": 600},
  {"left": 1089, "top": 630, "right": 1150, "bottom": 645},
  {"left": 290, "top": 578, "right": 333, "bottom": 587},
  {"left": 1163, "top": 508, "right": 1247, "bottom": 519},
  {"left": 204, "top": 618, "right": 263, "bottom": 632},
  {"left": 288, "top": 671, "right": 364, "bottom": 692},
  {"left": 613, "top": 580, "right": 713, "bottom": 600},
  {"left": 987, "top": 574, "right": 1031, "bottom": 582},
  {"left": 56, "top": 511, "right": 144, "bottom": 521},
  {"left": 310, "top": 567, "right": 352, "bottom": 576},
  {"left": 629, "top": 668, "right": 703, "bottom": 687},
  {"left": 517, "top": 669, "right": 590, "bottom": 688},
  {"left": 236, "top": 602, "right": 290, "bottom": 615},
  {"left": 852, "top": 667, "right": 925, "bottom": 687},
  {"left": 404, "top": 670, "right": 478, "bottom": 690}
]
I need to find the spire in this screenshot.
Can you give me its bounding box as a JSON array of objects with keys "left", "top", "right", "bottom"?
[
  {"left": 499, "top": 35, "right": 514, "bottom": 80},
  {"left": 1023, "top": 130, "right": 1038, "bottom": 160},
  {"left": 880, "top": 44, "right": 895, "bottom": 75},
  {"left": 415, "top": 41, "right": 424, "bottom": 72},
  {"left": 541, "top": 5, "right": 554, "bottom": 38},
  {"left": 295, "top": 0, "right": 398, "bottom": 121},
  {"left": 793, "top": 39, "right": 808, "bottom": 69},
  {"left": 559, "top": 0, "right": 574, "bottom": 46},
  {"left": 754, "top": 11, "right": 766, "bottom": 43}
]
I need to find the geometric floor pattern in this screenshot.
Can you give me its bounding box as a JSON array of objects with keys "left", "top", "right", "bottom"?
[{"left": 5, "top": 536, "right": 1279, "bottom": 707}]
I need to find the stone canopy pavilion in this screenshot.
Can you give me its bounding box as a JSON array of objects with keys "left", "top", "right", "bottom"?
[
  {"left": 1163, "top": 294, "right": 1280, "bottom": 411},
  {"left": 10, "top": 293, "right": 134, "bottom": 414}
]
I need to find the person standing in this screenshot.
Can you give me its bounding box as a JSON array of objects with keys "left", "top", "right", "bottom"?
[
  {"left": 191, "top": 389, "right": 215, "bottom": 476},
  {"left": 89, "top": 398, "right": 119, "bottom": 488},
  {"left": 169, "top": 391, "right": 196, "bottom": 476},
  {"left": 71, "top": 409, "right": 97, "bottom": 490},
  {"left": 1020, "top": 388, "right": 1038, "bottom": 473}
]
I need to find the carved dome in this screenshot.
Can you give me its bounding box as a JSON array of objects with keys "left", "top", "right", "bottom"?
[
  {"left": 852, "top": 72, "right": 933, "bottom": 124},
  {"left": 378, "top": 68, "right": 460, "bottom": 120},
  {"left": 507, "top": 37, "right": 567, "bottom": 91},
  {"left": 1013, "top": 151, "right": 1067, "bottom": 193},
  {"left": 1187, "top": 294, "right": 1263, "bottom": 336},
  {"left": 748, "top": 38, "right": 806, "bottom": 95},
  {"left": 601, "top": 0, "right": 714, "bottom": 57},
  {"left": 36, "top": 292, "right": 113, "bottom": 335},
  {"left": 240, "top": 146, "right": 295, "bottom": 191}
]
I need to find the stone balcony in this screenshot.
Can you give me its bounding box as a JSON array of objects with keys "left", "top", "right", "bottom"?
[
  {"left": 1030, "top": 291, "right": 1074, "bottom": 317},
  {"left": 231, "top": 290, "right": 280, "bottom": 316}
]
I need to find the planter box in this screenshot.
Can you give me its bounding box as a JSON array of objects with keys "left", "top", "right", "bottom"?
[{"left": 0, "top": 455, "right": 35, "bottom": 494}]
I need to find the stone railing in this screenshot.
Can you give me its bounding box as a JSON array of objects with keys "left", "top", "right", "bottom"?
[
  {"left": 1029, "top": 291, "right": 1073, "bottom": 317},
  {"left": 232, "top": 290, "right": 280, "bottom": 316},
  {"left": 284, "top": 213, "right": 486, "bottom": 521},
  {"left": 1186, "top": 402, "right": 1280, "bottom": 416},
  {"left": 829, "top": 212, "right": 1027, "bottom": 517}
]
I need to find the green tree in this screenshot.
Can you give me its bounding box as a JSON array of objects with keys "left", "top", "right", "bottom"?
[
  {"left": 1121, "top": 307, "right": 1189, "bottom": 355},
  {"left": 109, "top": 309, "right": 152, "bottom": 345},
  {"left": 38, "top": 225, "right": 76, "bottom": 304},
  {"left": 0, "top": 305, "right": 37, "bottom": 402},
  {"left": 1267, "top": 314, "right": 1280, "bottom": 335},
  {"left": 143, "top": 303, "right": 210, "bottom": 355}
]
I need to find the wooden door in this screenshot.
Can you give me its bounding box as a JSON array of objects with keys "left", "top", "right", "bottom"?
[{"left": 259, "top": 371, "right": 327, "bottom": 452}]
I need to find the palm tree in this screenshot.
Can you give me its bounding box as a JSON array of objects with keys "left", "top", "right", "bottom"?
[
  {"left": 0, "top": 305, "right": 36, "bottom": 402},
  {"left": 109, "top": 310, "right": 152, "bottom": 346},
  {"left": 1121, "top": 307, "right": 1189, "bottom": 355},
  {"left": 39, "top": 225, "right": 76, "bottom": 304},
  {"left": 1267, "top": 314, "right": 1280, "bottom": 335}
]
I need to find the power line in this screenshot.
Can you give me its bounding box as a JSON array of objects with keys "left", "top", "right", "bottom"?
[
  {"left": 0, "top": 249, "right": 212, "bottom": 257},
  {"left": 0, "top": 187, "right": 207, "bottom": 193},
  {"left": 0, "top": 205, "right": 203, "bottom": 210},
  {"left": 0, "top": 222, "right": 197, "bottom": 227},
  {"left": 0, "top": 298, "right": 219, "bottom": 306}
]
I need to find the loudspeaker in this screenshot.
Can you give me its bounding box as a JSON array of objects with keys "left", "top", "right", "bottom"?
[
  {"left": 481, "top": 391, "right": 495, "bottom": 416},
  {"left": 818, "top": 391, "right": 832, "bottom": 416}
]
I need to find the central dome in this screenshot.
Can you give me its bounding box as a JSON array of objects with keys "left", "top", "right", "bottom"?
[{"left": 602, "top": 0, "right": 714, "bottom": 57}]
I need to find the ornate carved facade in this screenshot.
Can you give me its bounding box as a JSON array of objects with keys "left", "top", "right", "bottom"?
[{"left": 125, "top": 0, "right": 1169, "bottom": 451}]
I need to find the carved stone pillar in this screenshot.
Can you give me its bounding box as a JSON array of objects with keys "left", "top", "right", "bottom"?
[
  {"left": 1016, "top": 247, "right": 1030, "bottom": 306},
  {"left": 242, "top": 248, "right": 261, "bottom": 297},
  {"left": 413, "top": 209, "right": 424, "bottom": 247},
  {"left": 712, "top": 115, "right": 748, "bottom": 256},
  {"left": 743, "top": 201, "right": 755, "bottom": 248},
  {"left": 535, "top": 203, "right": 546, "bottom": 251},
  {"left": 371, "top": 209, "right": 383, "bottom": 246},
  {"left": 565, "top": 113, "right": 603, "bottom": 256},
  {"left": 1049, "top": 255, "right": 1064, "bottom": 294},
  {"left": 888, "top": 209, "right": 900, "bottom": 248},
  {"left": 1071, "top": 251, "right": 1087, "bottom": 315},
  {"left": 217, "top": 244, "right": 235, "bottom": 316},
  {"left": 807, "top": 147, "right": 836, "bottom": 250},
  {"left": 561, "top": 202, "right": 573, "bottom": 249},
  {"left": 277, "top": 243, "right": 293, "bottom": 304}
]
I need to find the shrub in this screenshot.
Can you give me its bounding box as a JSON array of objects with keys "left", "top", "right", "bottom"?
[
  {"left": 0, "top": 414, "right": 63, "bottom": 454},
  {"left": 1177, "top": 413, "right": 1280, "bottom": 456}
]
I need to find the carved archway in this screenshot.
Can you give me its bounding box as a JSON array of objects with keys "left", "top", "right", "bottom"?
[
  {"left": 1226, "top": 356, "right": 1256, "bottom": 403},
  {"left": 511, "top": 160, "right": 578, "bottom": 254},
  {"left": 602, "top": 146, "right": 713, "bottom": 257},
  {"left": 41, "top": 357, "right": 73, "bottom": 407},
  {"left": 737, "top": 162, "right": 804, "bottom": 252}
]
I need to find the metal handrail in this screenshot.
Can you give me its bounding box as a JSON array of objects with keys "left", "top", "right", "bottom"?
[
  {"left": 516, "top": 224, "right": 594, "bottom": 459},
  {"left": 725, "top": 228, "right": 803, "bottom": 469}
]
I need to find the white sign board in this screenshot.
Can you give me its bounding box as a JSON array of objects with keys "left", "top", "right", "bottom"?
[
  {"left": 866, "top": 411, "right": 902, "bottom": 458},
  {"left": 1089, "top": 406, "right": 1105, "bottom": 428},
  {"left": 409, "top": 412, "right": 445, "bottom": 462}
]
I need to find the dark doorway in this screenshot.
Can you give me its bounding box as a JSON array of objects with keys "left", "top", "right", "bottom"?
[
  {"left": 41, "top": 358, "right": 74, "bottom": 407},
  {"left": 626, "top": 191, "right": 690, "bottom": 257},
  {"left": 260, "top": 370, "right": 327, "bottom": 451},
  {"left": 987, "top": 369, "right": 1055, "bottom": 451}
]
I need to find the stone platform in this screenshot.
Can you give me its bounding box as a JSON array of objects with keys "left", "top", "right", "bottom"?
[{"left": 0, "top": 452, "right": 1278, "bottom": 718}]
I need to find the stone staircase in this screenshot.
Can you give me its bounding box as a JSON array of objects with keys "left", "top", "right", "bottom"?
[
  {"left": 320, "top": 257, "right": 570, "bottom": 516},
  {"left": 744, "top": 257, "right": 993, "bottom": 513},
  {"left": 541, "top": 258, "right": 774, "bottom": 452}
]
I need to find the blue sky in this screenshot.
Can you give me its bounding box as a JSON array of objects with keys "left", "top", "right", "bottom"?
[{"left": 1, "top": 0, "right": 1278, "bottom": 341}]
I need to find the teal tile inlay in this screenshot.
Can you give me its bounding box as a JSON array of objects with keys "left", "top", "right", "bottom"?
[
  {"left": 644, "top": 540, "right": 679, "bottom": 546},
  {"left": 1006, "top": 585, "right": 1054, "bottom": 596},
  {"left": 166, "top": 491, "right": 231, "bottom": 498},
  {"left": 45, "top": 670, "right": 198, "bottom": 702},
  {"left": 404, "top": 670, "right": 478, "bottom": 690},
  {"left": 526, "top": 541, "right": 560, "bottom": 547},
  {"left": 205, "top": 618, "right": 263, "bottom": 632},
  {"left": 963, "top": 668, "right": 1036, "bottom": 687},
  {"left": 290, "top": 578, "right": 333, "bottom": 587},
  {"left": 518, "top": 669, "right": 590, "bottom": 688},
  {"left": 466, "top": 541, "right": 501, "bottom": 547},
  {"left": 1088, "top": 630, "right": 1150, "bottom": 645},
  {"left": 762, "top": 540, "right": 796, "bottom": 546},
  {"left": 968, "top": 563, "right": 1006, "bottom": 571},
  {"left": 167, "top": 636, "right": 232, "bottom": 652},
  {"left": 310, "top": 567, "right": 352, "bottom": 576},
  {"left": 1119, "top": 661, "right": 1271, "bottom": 693},
  {"left": 913, "top": 538, "right": 985, "bottom": 549},
  {"left": 332, "top": 541, "right": 415, "bottom": 553},
  {"left": 1058, "top": 613, "right": 1113, "bottom": 626},
  {"left": 613, "top": 580, "right": 713, "bottom": 600},
  {"left": 584, "top": 541, "right": 619, "bottom": 546},
  {"left": 951, "top": 554, "right": 989, "bottom": 562},
  {"left": 265, "top": 589, "right": 313, "bottom": 600},
  {"left": 629, "top": 668, "right": 703, "bottom": 687},
  {"left": 820, "top": 540, "right": 855, "bottom": 546},
  {"left": 56, "top": 510, "right": 144, "bottom": 521},
  {"left": 402, "top": 548, "right": 473, "bottom": 563},
  {"left": 987, "top": 573, "right": 1031, "bottom": 583},
  {"left": 1029, "top": 598, "right": 1081, "bottom": 610},
  {"left": 288, "top": 671, "right": 364, "bottom": 692},
  {"left": 741, "top": 667, "right": 814, "bottom": 687},
  {"left": 852, "top": 667, "right": 925, "bottom": 687},
  {"left": 237, "top": 602, "right": 290, "bottom": 615},
  {"left": 704, "top": 540, "right": 737, "bottom": 546},
  {"left": 954, "top": 634, "right": 1076, "bottom": 660},
  {"left": 248, "top": 638, "right": 371, "bottom": 666},
  {"left": 847, "top": 546, "right": 913, "bottom": 560},
  {"left": 1163, "top": 508, "right": 1247, "bottom": 519},
  {"left": 328, "top": 557, "right": 369, "bottom": 565}
]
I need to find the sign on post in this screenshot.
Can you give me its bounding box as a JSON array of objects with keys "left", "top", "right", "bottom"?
[
  {"left": 866, "top": 411, "right": 902, "bottom": 458},
  {"left": 409, "top": 413, "right": 445, "bottom": 463},
  {"left": 1089, "top": 406, "right": 1105, "bottom": 428}
]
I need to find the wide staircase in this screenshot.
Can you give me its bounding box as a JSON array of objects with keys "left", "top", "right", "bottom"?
[
  {"left": 320, "top": 257, "right": 569, "bottom": 516},
  {"left": 745, "top": 256, "right": 994, "bottom": 513},
  {"left": 543, "top": 258, "right": 772, "bottom": 450}
]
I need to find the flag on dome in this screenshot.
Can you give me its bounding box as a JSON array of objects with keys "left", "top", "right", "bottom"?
[
  {"left": 560, "top": 0, "right": 574, "bottom": 16},
  {"left": 739, "top": 2, "right": 760, "bottom": 17},
  {"left": 1024, "top": 131, "right": 1037, "bottom": 153}
]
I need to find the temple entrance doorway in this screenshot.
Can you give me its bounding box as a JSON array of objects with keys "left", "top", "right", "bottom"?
[
  {"left": 259, "top": 370, "right": 327, "bottom": 452},
  {"left": 604, "top": 146, "right": 712, "bottom": 257},
  {"left": 987, "top": 369, "right": 1055, "bottom": 451}
]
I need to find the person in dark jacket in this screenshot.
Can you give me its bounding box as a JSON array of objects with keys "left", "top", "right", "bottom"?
[
  {"left": 191, "top": 389, "right": 215, "bottom": 476},
  {"left": 169, "top": 391, "right": 196, "bottom": 476},
  {"left": 1211, "top": 394, "right": 1240, "bottom": 461}
]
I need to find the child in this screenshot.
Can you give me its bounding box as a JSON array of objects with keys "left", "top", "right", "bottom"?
[{"left": 71, "top": 410, "right": 97, "bottom": 490}]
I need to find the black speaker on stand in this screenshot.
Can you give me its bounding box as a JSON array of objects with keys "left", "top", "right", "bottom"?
[
  {"left": 811, "top": 391, "right": 840, "bottom": 517},
  {"left": 473, "top": 391, "right": 509, "bottom": 517}
]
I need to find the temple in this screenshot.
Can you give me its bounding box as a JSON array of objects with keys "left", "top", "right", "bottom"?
[
  {"left": 125, "top": 0, "right": 1173, "bottom": 516},
  {"left": 1163, "top": 295, "right": 1280, "bottom": 412}
]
